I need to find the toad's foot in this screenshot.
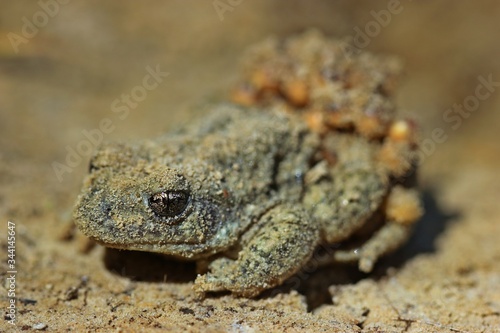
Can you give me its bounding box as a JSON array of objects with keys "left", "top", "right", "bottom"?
[
  {"left": 193, "top": 205, "right": 319, "bottom": 297},
  {"left": 333, "top": 222, "right": 412, "bottom": 272}
]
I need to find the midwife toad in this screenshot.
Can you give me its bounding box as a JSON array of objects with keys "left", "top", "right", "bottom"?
[{"left": 74, "top": 104, "right": 422, "bottom": 297}]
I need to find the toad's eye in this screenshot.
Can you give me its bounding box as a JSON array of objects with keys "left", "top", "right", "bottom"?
[{"left": 148, "top": 191, "right": 190, "bottom": 219}]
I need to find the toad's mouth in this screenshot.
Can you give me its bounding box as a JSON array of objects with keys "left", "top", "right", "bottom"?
[{"left": 89, "top": 237, "right": 217, "bottom": 260}]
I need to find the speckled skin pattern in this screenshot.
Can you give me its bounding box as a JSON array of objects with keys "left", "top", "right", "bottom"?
[{"left": 74, "top": 104, "right": 417, "bottom": 297}]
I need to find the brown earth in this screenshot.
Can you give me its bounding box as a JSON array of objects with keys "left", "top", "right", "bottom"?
[{"left": 0, "top": 1, "right": 499, "bottom": 332}]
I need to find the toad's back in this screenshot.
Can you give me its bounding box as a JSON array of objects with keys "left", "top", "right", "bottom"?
[{"left": 154, "top": 105, "right": 320, "bottom": 207}]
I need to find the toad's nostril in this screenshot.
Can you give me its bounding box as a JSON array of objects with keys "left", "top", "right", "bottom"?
[{"left": 99, "top": 200, "right": 112, "bottom": 220}]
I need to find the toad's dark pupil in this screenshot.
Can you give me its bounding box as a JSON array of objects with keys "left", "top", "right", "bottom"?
[{"left": 149, "top": 191, "right": 189, "bottom": 218}]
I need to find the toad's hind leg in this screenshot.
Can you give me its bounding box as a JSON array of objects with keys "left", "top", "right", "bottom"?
[
  {"left": 332, "top": 185, "right": 423, "bottom": 272},
  {"left": 193, "top": 205, "right": 319, "bottom": 297},
  {"left": 304, "top": 163, "right": 388, "bottom": 244}
]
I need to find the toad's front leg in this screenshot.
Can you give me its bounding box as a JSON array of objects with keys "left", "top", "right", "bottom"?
[{"left": 193, "top": 205, "right": 319, "bottom": 297}]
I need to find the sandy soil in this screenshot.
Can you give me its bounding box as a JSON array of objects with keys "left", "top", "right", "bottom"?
[{"left": 1, "top": 1, "right": 499, "bottom": 332}]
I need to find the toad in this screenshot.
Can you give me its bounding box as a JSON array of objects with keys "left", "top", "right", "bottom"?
[{"left": 74, "top": 104, "right": 422, "bottom": 297}]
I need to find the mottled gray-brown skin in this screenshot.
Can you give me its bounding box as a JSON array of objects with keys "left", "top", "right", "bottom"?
[{"left": 74, "top": 104, "right": 411, "bottom": 297}]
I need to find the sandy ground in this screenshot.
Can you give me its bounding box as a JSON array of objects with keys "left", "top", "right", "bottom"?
[{"left": 0, "top": 1, "right": 499, "bottom": 332}]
